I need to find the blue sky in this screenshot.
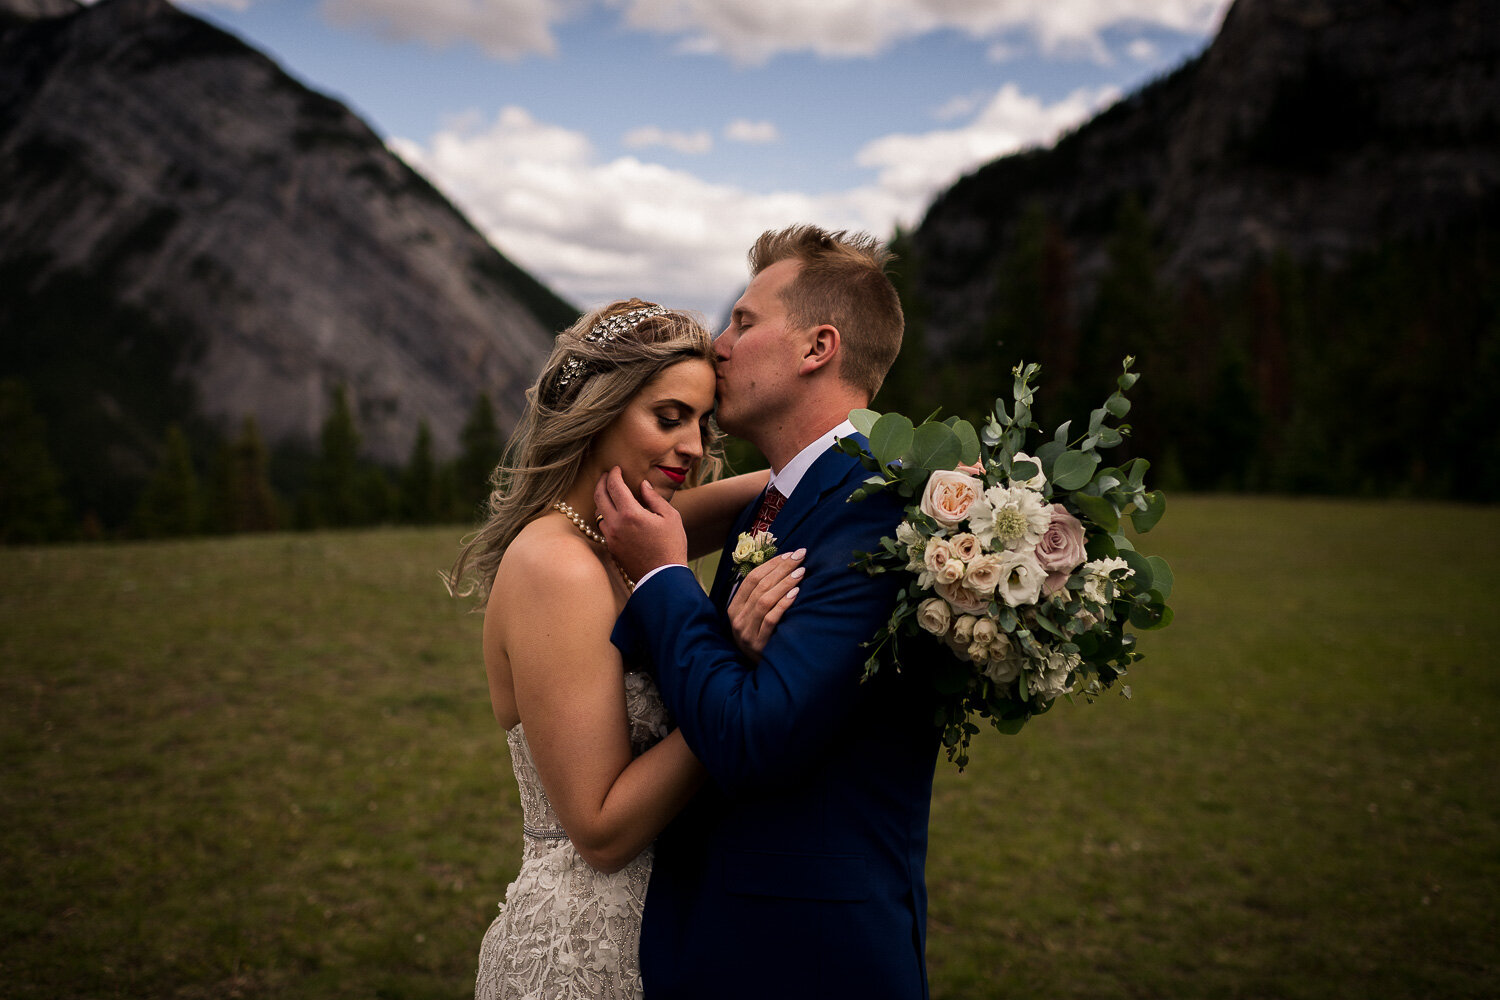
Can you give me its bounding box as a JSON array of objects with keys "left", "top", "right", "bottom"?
[{"left": 165, "top": 0, "right": 1232, "bottom": 319}]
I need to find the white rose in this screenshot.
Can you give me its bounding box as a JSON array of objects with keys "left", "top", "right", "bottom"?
[
  {"left": 732, "top": 530, "right": 775, "bottom": 567},
  {"left": 919, "top": 470, "right": 984, "bottom": 529},
  {"left": 916, "top": 597, "right": 952, "bottom": 636},
  {"left": 995, "top": 549, "right": 1047, "bottom": 607},
  {"left": 1009, "top": 452, "right": 1047, "bottom": 491}
]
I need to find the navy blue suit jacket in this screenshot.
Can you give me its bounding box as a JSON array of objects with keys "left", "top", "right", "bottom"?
[{"left": 612, "top": 439, "right": 940, "bottom": 999}]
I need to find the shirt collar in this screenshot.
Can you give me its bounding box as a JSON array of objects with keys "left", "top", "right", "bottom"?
[{"left": 768, "top": 419, "right": 856, "bottom": 500}]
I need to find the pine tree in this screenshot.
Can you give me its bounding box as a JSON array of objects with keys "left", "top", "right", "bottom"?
[
  {"left": 0, "top": 379, "right": 69, "bottom": 543},
  {"left": 400, "top": 421, "right": 440, "bottom": 524},
  {"left": 316, "top": 384, "right": 362, "bottom": 526},
  {"left": 132, "top": 424, "right": 200, "bottom": 537},
  {"left": 209, "top": 417, "right": 280, "bottom": 533},
  {"left": 455, "top": 393, "right": 502, "bottom": 519}
]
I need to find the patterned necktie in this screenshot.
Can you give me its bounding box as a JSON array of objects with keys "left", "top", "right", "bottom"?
[{"left": 749, "top": 484, "right": 787, "bottom": 535}]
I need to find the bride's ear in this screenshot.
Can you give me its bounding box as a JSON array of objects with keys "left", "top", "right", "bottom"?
[{"left": 798, "top": 324, "right": 840, "bottom": 376}]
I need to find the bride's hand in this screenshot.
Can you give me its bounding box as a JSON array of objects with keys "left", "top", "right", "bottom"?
[{"left": 728, "top": 549, "right": 805, "bottom": 662}]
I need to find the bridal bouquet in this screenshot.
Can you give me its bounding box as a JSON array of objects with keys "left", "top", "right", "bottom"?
[{"left": 839, "top": 359, "right": 1173, "bottom": 769}]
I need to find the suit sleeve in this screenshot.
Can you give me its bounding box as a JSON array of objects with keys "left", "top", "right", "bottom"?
[{"left": 611, "top": 491, "right": 905, "bottom": 792}]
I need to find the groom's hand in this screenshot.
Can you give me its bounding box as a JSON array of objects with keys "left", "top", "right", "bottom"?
[{"left": 594, "top": 467, "right": 689, "bottom": 583}]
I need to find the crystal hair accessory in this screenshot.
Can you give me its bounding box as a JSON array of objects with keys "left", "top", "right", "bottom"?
[{"left": 549, "top": 305, "right": 672, "bottom": 399}]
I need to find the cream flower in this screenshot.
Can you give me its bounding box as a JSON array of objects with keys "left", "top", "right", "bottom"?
[
  {"left": 1082, "top": 556, "right": 1133, "bottom": 603},
  {"left": 971, "top": 615, "right": 999, "bottom": 647},
  {"left": 1028, "top": 650, "right": 1078, "bottom": 701},
  {"left": 922, "top": 537, "right": 966, "bottom": 587},
  {"left": 995, "top": 549, "right": 1047, "bottom": 607},
  {"left": 962, "top": 552, "right": 1007, "bottom": 596},
  {"left": 919, "top": 469, "right": 984, "bottom": 529},
  {"left": 982, "top": 634, "right": 1024, "bottom": 685},
  {"left": 951, "top": 614, "right": 978, "bottom": 645},
  {"left": 937, "top": 579, "right": 990, "bottom": 616},
  {"left": 972, "top": 484, "right": 1051, "bottom": 552},
  {"left": 732, "top": 530, "right": 778, "bottom": 575},
  {"left": 916, "top": 597, "right": 952, "bottom": 636},
  {"left": 1008, "top": 451, "right": 1047, "bottom": 492},
  {"left": 896, "top": 520, "right": 926, "bottom": 569},
  {"left": 949, "top": 532, "right": 982, "bottom": 562}
]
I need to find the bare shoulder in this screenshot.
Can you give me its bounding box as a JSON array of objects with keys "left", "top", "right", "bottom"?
[{"left": 493, "top": 514, "right": 616, "bottom": 611}]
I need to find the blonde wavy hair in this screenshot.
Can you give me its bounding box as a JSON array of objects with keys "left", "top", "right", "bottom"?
[{"left": 447, "top": 299, "right": 721, "bottom": 602}]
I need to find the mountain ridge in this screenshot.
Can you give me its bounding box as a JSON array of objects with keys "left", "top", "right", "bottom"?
[{"left": 0, "top": 0, "right": 575, "bottom": 492}]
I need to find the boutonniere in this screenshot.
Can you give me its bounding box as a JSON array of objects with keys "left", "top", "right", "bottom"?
[{"left": 731, "top": 530, "right": 778, "bottom": 576}]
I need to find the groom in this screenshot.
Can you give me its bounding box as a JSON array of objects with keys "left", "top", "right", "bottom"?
[{"left": 597, "top": 225, "right": 941, "bottom": 998}]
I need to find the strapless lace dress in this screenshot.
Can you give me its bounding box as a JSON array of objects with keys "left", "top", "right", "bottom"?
[{"left": 475, "top": 671, "right": 670, "bottom": 1000}]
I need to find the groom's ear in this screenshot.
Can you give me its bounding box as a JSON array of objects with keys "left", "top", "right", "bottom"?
[{"left": 798, "top": 324, "right": 841, "bottom": 376}]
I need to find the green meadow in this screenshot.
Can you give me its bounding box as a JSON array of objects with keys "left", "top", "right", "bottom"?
[{"left": 2, "top": 496, "right": 1496, "bottom": 998}]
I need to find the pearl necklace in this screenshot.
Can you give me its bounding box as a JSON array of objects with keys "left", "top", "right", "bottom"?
[{"left": 552, "top": 501, "right": 635, "bottom": 590}]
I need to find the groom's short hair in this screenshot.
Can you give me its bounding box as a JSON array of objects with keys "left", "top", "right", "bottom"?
[{"left": 749, "top": 225, "right": 904, "bottom": 399}]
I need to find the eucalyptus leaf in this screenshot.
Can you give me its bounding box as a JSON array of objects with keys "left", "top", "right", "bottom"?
[
  {"left": 1130, "top": 490, "right": 1166, "bottom": 532},
  {"left": 908, "top": 421, "right": 963, "bottom": 473},
  {"left": 1070, "top": 492, "right": 1118, "bottom": 531},
  {"left": 1146, "top": 555, "right": 1174, "bottom": 599},
  {"left": 1118, "top": 548, "right": 1154, "bottom": 591},
  {"left": 1104, "top": 392, "right": 1131, "bottom": 418},
  {"left": 849, "top": 408, "right": 880, "bottom": 437},
  {"left": 951, "top": 419, "right": 982, "bottom": 465},
  {"left": 868, "top": 412, "right": 914, "bottom": 468},
  {"left": 1053, "top": 420, "right": 1072, "bottom": 444},
  {"left": 1051, "top": 450, "right": 1100, "bottom": 490}
]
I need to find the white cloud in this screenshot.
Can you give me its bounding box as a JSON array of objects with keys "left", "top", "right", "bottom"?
[
  {"left": 1126, "top": 37, "right": 1160, "bottom": 62},
  {"left": 319, "top": 0, "right": 572, "bottom": 59},
  {"left": 617, "top": 0, "right": 1232, "bottom": 66},
  {"left": 857, "top": 82, "right": 1120, "bottom": 218},
  {"left": 723, "top": 119, "right": 780, "bottom": 144},
  {"left": 392, "top": 107, "right": 895, "bottom": 317},
  {"left": 304, "top": 0, "right": 1230, "bottom": 66},
  {"left": 392, "top": 80, "right": 1113, "bottom": 318},
  {"left": 622, "top": 126, "right": 714, "bottom": 155},
  {"left": 724, "top": 119, "right": 780, "bottom": 144}
]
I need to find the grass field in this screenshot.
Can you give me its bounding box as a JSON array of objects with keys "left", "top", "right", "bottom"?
[{"left": 2, "top": 496, "right": 1497, "bottom": 998}]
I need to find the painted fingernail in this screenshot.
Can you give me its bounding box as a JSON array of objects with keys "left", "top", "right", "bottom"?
[
  {"left": 785, "top": 587, "right": 799, "bottom": 600},
  {"left": 794, "top": 548, "right": 806, "bottom": 559},
  {"left": 791, "top": 567, "right": 805, "bottom": 579}
]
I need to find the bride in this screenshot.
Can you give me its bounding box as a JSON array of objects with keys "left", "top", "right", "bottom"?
[{"left": 449, "top": 301, "right": 799, "bottom": 999}]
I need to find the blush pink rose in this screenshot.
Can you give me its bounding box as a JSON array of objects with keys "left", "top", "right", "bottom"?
[
  {"left": 1036, "top": 508, "right": 1087, "bottom": 595},
  {"left": 919, "top": 470, "right": 983, "bottom": 529},
  {"left": 936, "top": 580, "right": 990, "bottom": 616}
]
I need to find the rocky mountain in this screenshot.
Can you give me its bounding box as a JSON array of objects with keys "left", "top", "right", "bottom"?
[
  {"left": 906, "top": 0, "right": 1500, "bottom": 355},
  {"left": 0, "top": 0, "right": 574, "bottom": 506}
]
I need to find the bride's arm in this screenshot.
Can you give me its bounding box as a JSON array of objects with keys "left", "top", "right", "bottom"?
[
  {"left": 494, "top": 533, "right": 704, "bottom": 873},
  {"left": 673, "top": 469, "right": 770, "bottom": 559}
]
